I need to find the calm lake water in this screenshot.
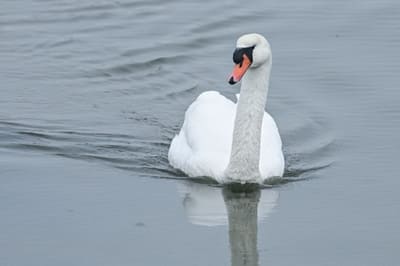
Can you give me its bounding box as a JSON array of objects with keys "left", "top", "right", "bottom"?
[{"left": 1, "top": 0, "right": 400, "bottom": 265}]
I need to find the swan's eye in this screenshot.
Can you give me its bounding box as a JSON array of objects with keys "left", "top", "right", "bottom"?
[
  {"left": 233, "top": 49, "right": 243, "bottom": 64},
  {"left": 232, "top": 46, "right": 255, "bottom": 65}
]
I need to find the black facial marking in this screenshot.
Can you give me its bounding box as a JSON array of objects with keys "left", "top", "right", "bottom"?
[{"left": 232, "top": 46, "right": 255, "bottom": 64}]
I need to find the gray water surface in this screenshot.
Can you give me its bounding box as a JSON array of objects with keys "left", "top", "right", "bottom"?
[{"left": 1, "top": 0, "right": 400, "bottom": 265}]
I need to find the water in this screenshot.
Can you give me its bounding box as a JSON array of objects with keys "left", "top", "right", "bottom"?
[{"left": 1, "top": 0, "right": 399, "bottom": 265}]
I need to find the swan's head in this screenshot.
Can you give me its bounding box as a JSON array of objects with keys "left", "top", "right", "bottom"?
[{"left": 228, "top": 33, "right": 271, "bottom": 85}]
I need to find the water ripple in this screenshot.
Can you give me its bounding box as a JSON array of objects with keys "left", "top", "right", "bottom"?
[
  {"left": 86, "top": 55, "right": 189, "bottom": 79},
  {"left": 0, "top": 113, "right": 333, "bottom": 183}
]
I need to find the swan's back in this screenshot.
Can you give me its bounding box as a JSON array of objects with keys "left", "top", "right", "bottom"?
[{"left": 168, "top": 91, "right": 284, "bottom": 182}]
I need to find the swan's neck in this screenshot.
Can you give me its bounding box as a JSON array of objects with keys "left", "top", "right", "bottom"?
[{"left": 225, "top": 62, "right": 271, "bottom": 182}]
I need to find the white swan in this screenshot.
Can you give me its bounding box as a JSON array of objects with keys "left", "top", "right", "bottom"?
[{"left": 168, "top": 33, "right": 284, "bottom": 183}]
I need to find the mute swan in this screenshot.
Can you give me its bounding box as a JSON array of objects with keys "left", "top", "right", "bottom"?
[{"left": 168, "top": 33, "right": 284, "bottom": 183}]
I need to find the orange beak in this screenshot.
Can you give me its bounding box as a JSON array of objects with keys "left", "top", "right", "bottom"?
[{"left": 228, "top": 54, "right": 251, "bottom": 85}]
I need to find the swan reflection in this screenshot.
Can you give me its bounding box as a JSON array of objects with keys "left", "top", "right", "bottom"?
[{"left": 178, "top": 182, "right": 278, "bottom": 266}]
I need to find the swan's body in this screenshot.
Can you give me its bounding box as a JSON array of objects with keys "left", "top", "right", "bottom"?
[{"left": 168, "top": 33, "right": 284, "bottom": 183}]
